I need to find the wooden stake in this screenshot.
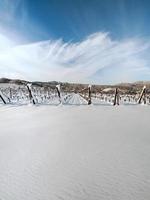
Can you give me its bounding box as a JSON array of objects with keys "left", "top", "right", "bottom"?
[
  {"left": 0, "top": 90, "right": 6, "bottom": 104},
  {"left": 56, "top": 84, "right": 61, "bottom": 103},
  {"left": 138, "top": 86, "right": 146, "bottom": 104},
  {"left": 27, "top": 84, "right": 36, "bottom": 104},
  {"left": 113, "top": 88, "right": 119, "bottom": 106},
  {"left": 88, "top": 85, "right": 92, "bottom": 105},
  {"left": 9, "top": 88, "right": 12, "bottom": 99}
]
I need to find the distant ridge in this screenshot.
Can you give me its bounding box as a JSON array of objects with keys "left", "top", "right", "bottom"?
[
  {"left": 0, "top": 78, "right": 27, "bottom": 85},
  {"left": 0, "top": 77, "right": 150, "bottom": 94},
  {"left": 0, "top": 77, "right": 150, "bottom": 86}
]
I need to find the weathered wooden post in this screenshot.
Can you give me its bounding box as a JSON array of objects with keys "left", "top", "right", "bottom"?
[
  {"left": 138, "top": 85, "right": 146, "bottom": 104},
  {"left": 26, "top": 83, "right": 36, "bottom": 104},
  {"left": 9, "top": 87, "right": 12, "bottom": 99},
  {"left": 113, "top": 88, "right": 119, "bottom": 106},
  {"left": 0, "top": 90, "right": 7, "bottom": 104},
  {"left": 56, "top": 84, "right": 61, "bottom": 103},
  {"left": 88, "top": 85, "right": 92, "bottom": 105}
]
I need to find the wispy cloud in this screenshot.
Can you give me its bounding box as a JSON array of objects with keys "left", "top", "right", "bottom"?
[
  {"left": 0, "top": 0, "right": 27, "bottom": 41},
  {"left": 0, "top": 0, "right": 48, "bottom": 42},
  {"left": 0, "top": 0, "right": 21, "bottom": 22},
  {"left": 0, "top": 32, "right": 150, "bottom": 83}
]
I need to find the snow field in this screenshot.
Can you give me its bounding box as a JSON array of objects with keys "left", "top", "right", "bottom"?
[{"left": 0, "top": 105, "right": 150, "bottom": 200}]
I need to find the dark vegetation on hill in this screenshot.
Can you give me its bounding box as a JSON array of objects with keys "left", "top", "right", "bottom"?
[{"left": 1, "top": 78, "right": 150, "bottom": 94}]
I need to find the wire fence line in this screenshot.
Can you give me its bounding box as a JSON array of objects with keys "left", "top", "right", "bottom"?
[{"left": 0, "top": 83, "right": 149, "bottom": 106}]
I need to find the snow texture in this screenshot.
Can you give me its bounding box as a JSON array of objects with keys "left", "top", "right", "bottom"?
[
  {"left": 0, "top": 105, "right": 150, "bottom": 200},
  {"left": 64, "top": 93, "right": 88, "bottom": 105}
]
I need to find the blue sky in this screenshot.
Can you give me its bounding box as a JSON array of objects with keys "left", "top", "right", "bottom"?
[{"left": 0, "top": 0, "right": 150, "bottom": 83}]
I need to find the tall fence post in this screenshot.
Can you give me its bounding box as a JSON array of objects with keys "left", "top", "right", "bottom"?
[
  {"left": 138, "top": 85, "right": 146, "bottom": 104},
  {"left": 56, "top": 84, "right": 61, "bottom": 103},
  {"left": 0, "top": 90, "right": 7, "bottom": 104},
  {"left": 9, "top": 87, "right": 12, "bottom": 99},
  {"left": 113, "top": 88, "right": 119, "bottom": 106},
  {"left": 27, "top": 84, "right": 36, "bottom": 104},
  {"left": 88, "top": 85, "right": 92, "bottom": 105}
]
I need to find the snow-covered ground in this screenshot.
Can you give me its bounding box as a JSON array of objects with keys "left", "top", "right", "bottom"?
[
  {"left": 0, "top": 105, "right": 150, "bottom": 200},
  {"left": 64, "top": 93, "right": 88, "bottom": 105}
]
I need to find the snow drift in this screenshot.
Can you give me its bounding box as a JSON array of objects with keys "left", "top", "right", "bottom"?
[{"left": 0, "top": 105, "right": 150, "bottom": 200}]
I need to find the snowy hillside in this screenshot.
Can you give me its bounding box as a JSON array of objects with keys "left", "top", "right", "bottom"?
[{"left": 0, "top": 105, "right": 150, "bottom": 200}]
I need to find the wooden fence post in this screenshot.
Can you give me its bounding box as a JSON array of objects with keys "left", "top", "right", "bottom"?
[
  {"left": 0, "top": 90, "right": 6, "bottom": 104},
  {"left": 113, "top": 88, "right": 119, "bottom": 106},
  {"left": 56, "top": 84, "right": 61, "bottom": 103},
  {"left": 138, "top": 86, "right": 146, "bottom": 104},
  {"left": 9, "top": 88, "right": 12, "bottom": 99},
  {"left": 88, "top": 85, "right": 92, "bottom": 105},
  {"left": 27, "top": 84, "right": 36, "bottom": 104}
]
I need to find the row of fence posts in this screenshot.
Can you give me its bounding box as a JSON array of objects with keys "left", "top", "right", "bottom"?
[
  {"left": 0, "top": 84, "right": 147, "bottom": 105},
  {"left": 113, "top": 86, "right": 147, "bottom": 105},
  {"left": 80, "top": 85, "right": 146, "bottom": 105}
]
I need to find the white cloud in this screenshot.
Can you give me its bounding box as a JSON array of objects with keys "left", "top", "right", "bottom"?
[{"left": 0, "top": 32, "right": 150, "bottom": 84}]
